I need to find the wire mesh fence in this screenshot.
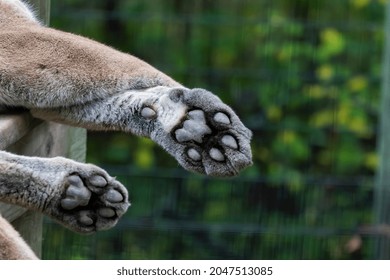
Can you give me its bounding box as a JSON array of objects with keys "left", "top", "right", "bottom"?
[
  {"left": 43, "top": 167, "right": 376, "bottom": 259},
  {"left": 42, "top": 0, "right": 389, "bottom": 259}
]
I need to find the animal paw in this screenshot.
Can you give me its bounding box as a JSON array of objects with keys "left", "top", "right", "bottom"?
[
  {"left": 149, "top": 88, "right": 253, "bottom": 177},
  {"left": 51, "top": 172, "right": 129, "bottom": 233}
]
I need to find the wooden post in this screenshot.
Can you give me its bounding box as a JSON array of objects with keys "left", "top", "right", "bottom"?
[
  {"left": 374, "top": 0, "right": 390, "bottom": 259},
  {"left": 0, "top": 0, "right": 87, "bottom": 258}
]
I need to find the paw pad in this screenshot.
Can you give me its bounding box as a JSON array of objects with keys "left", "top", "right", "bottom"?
[
  {"left": 141, "top": 107, "right": 157, "bottom": 119},
  {"left": 105, "top": 189, "right": 124, "bottom": 203},
  {"left": 61, "top": 175, "right": 91, "bottom": 210},
  {"left": 214, "top": 112, "right": 231, "bottom": 125},
  {"left": 98, "top": 208, "right": 116, "bottom": 218},
  {"left": 221, "top": 135, "right": 238, "bottom": 150},
  {"left": 175, "top": 110, "right": 211, "bottom": 143},
  {"left": 152, "top": 88, "right": 252, "bottom": 176},
  {"left": 59, "top": 173, "right": 129, "bottom": 233},
  {"left": 209, "top": 148, "right": 225, "bottom": 162},
  {"left": 79, "top": 211, "right": 94, "bottom": 226},
  {"left": 187, "top": 148, "right": 202, "bottom": 161},
  {"left": 89, "top": 175, "right": 107, "bottom": 187}
]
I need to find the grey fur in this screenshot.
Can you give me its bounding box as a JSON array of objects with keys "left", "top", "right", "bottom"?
[
  {"left": 0, "top": 151, "right": 129, "bottom": 234},
  {"left": 31, "top": 86, "right": 252, "bottom": 176},
  {"left": 0, "top": 0, "right": 253, "bottom": 259}
]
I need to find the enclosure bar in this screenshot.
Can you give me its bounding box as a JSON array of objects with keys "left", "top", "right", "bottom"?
[{"left": 374, "top": 0, "right": 390, "bottom": 260}]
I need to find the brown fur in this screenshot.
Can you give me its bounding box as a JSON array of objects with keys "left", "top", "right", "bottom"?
[
  {"left": 0, "top": 0, "right": 180, "bottom": 108},
  {"left": 0, "top": 215, "right": 38, "bottom": 259}
]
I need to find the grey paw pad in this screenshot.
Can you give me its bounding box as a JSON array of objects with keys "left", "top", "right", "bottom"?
[
  {"left": 175, "top": 129, "right": 194, "bottom": 143},
  {"left": 214, "top": 112, "right": 231, "bottom": 125},
  {"left": 61, "top": 176, "right": 92, "bottom": 210},
  {"left": 79, "top": 211, "right": 94, "bottom": 226},
  {"left": 68, "top": 175, "right": 83, "bottom": 186},
  {"left": 188, "top": 148, "right": 202, "bottom": 161},
  {"left": 56, "top": 172, "right": 129, "bottom": 233},
  {"left": 106, "top": 189, "right": 124, "bottom": 203},
  {"left": 141, "top": 107, "right": 157, "bottom": 119},
  {"left": 61, "top": 198, "right": 81, "bottom": 210},
  {"left": 66, "top": 185, "right": 91, "bottom": 206},
  {"left": 158, "top": 88, "right": 253, "bottom": 176},
  {"left": 188, "top": 110, "right": 206, "bottom": 121},
  {"left": 89, "top": 175, "right": 107, "bottom": 188},
  {"left": 98, "top": 208, "right": 116, "bottom": 218},
  {"left": 175, "top": 110, "right": 212, "bottom": 143},
  {"left": 222, "top": 135, "right": 238, "bottom": 150},
  {"left": 209, "top": 148, "right": 225, "bottom": 162}
]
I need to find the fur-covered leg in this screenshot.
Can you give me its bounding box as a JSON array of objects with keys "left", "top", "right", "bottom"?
[
  {"left": 32, "top": 86, "right": 252, "bottom": 177},
  {"left": 0, "top": 215, "right": 38, "bottom": 259},
  {"left": 0, "top": 151, "right": 130, "bottom": 233},
  {"left": 150, "top": 88, "right": 253, "bottom": 177}
]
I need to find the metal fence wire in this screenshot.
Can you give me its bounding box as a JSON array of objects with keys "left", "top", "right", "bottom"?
[{"left": 42, "top": 0, "right": 390, "bottom": 259}]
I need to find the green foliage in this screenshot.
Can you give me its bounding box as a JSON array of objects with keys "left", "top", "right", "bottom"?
[{"left": 43, "top": 0, "right": 386, "bottom": 259}]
